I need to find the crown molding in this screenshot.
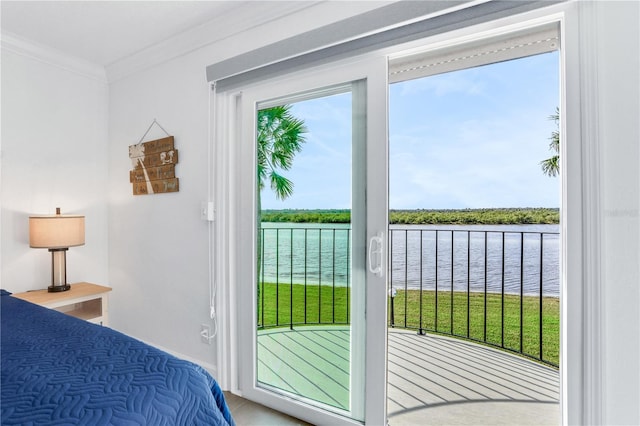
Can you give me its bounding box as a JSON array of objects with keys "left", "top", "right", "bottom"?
[
  {"left": 105, "top": 1, "right": 319, "bottom": 83},
  {"left": 1, "top": 31, "right": 107, "bottom": 84}
]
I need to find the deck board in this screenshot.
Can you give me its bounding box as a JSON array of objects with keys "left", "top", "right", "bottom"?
[{"left": 257, "top": 326, "right": 559, "bottom": 424}]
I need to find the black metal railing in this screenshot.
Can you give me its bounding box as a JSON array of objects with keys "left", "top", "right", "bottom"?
[
  {"left": 388, "top": 228, "right": 559, "bottom": 367},
  {"left": 257, "top": 226, "right": 559, "bottom": 367},
  {"left": 258, "top": 227, "right": 351, "bottom": 330}
]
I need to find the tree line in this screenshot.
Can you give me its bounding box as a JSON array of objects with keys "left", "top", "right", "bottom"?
[{"left": 261, "top": 208, "right": 559, "bottom": 225}]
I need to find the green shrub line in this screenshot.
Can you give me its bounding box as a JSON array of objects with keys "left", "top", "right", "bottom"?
[
  {"left": 260, "top": 208, "right": 560, "bottom": 225},
  {"left": 257, "top": 282, "right": 559, "bottom": 366}
]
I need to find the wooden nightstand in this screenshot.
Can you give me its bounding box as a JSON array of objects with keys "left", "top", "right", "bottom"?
[{"left": 13, "top": 282, "right": 112, "bottom": 326}]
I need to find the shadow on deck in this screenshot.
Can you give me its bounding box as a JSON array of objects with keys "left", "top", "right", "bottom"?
[{"left": 257, "top": 326, "right": 559, "bottom": 425}]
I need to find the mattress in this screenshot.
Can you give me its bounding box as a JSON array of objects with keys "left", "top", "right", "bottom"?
[{"left": 1, "top": 290, "right": 234, "bottom": 425}]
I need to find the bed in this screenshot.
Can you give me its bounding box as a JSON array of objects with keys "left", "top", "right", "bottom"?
[{"left": 1, "top": 290, "right": 235, "bottom": 425}]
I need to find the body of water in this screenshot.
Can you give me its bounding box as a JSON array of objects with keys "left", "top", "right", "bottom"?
[{"left": 259, "top": 223, "right": 560, "bottom": 297}]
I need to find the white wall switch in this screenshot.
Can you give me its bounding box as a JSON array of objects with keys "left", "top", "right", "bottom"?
[{"left": 201, "top": 202, "right": 215, "bottom": 221}]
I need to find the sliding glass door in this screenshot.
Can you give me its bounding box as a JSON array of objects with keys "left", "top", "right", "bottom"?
[{"left": 234, "top": 57, "right": 388, "bottom": 425}]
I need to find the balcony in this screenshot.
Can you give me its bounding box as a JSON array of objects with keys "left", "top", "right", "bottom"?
[{"left": 257, "top": 225, "right": 560, "bottom": 423}]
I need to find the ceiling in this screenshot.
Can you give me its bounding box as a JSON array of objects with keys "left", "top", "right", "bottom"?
[{"left": 0, "top": 1, "right": 319, "bottom": 67}]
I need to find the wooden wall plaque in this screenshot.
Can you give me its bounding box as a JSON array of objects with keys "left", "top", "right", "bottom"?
[{"left": 129, "top": 136, "right": 180, "bottom": 195}]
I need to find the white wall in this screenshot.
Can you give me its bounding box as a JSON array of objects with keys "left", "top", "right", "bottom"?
[
  {"left": 108, "top": 56, "right": 216, "bottom": 367},
  {"left": 597, "top": 2, "right": 640, "bottom": 424},
  {"left": 107, "top": 1, "right": 390, "bottom": 373},
  {"left": 1, "top": 45, "right": 109, "bottom": 292}
]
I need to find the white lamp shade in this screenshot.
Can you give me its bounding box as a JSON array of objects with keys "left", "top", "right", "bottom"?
[{"left": 29, "top": 215, "right": 85, "bottom": 249}]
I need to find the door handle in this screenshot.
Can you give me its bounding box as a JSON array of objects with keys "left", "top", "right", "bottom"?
[{"left": 368, "top": 232, "right": 384, "bottom": 277}]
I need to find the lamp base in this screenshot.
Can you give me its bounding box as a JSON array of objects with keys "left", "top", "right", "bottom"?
[
  {"left": 49, "top": 248, "right": 70, "bottom": 293},
  {"left": 48, "top": 284, "right": 71, "bottom": 293}
]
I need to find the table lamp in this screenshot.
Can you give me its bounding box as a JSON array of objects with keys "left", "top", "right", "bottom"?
[{"left": 29, "top": 207, "right": 85, "bottom": 292}]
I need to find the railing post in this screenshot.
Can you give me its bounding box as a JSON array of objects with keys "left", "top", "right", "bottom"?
[
  {"left": 304, "top": 228, "right": 308, "bottom": 325},
  {"left": 435, "top": 230, "right": 439, "bottom": 333},
  {"left": 332, "top": 229, "right": 336, "bottom": 324},
  {"left": 539, "top": 233, "right": 544, "bottom": 361},
  {"left": 390, "top": 288, "right": 396, "bottom": 328},
  {"left": 403, "top": 229, "right": 408, "bottom": 329},
  {"left": 346, "top": 229, "right": 350, "bottom": 324},
  {"left": 450, "top": 230, "right": 454, "bottom": 336},
  {"left": 318, "top": 229, "right": 322, "bottom": 324},
  {"left": 389, "top": 229, "right": 394, "bottom": 328},
  {"left": 484, "top": 231, "right": 488, "bottom": 342},
  {"left": 467, "top": 231, "right": 471, "bottom": 339},
  {"left": 418, "top": 230, "right": 425, "bottom": 335},
  {"left": 261, "top": 228, "right": 265, "bottom": 328},
  {"left": 290, "top": 228, "right": 294, "bottom": 331},
  {"left": 276, "top": 229, "right": 280, "bottom": 327},
  {"left": 520, "top": 232, "right": 524, "bottom": 355},
  {"left": 501, "top": 232, "right": 505, "bottom": 349}
]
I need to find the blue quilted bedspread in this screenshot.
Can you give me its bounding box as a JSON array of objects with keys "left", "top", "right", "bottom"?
[{"left": 1, "top": 290, "right": 234, "bottom": 425}]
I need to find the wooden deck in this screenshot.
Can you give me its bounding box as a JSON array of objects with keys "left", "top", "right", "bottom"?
[{"left": 257, "top": 326, "right": 559, "bottom": 425}]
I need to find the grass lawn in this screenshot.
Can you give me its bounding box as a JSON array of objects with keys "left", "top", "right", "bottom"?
[
  {"left": 258, "top": 282, "right": 559, "bottom": 366},
  {"left": 390, "top": 289, "right": 559, "bottom": 366}
]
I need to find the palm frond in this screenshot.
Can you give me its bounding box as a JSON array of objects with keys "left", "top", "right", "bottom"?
[
  {"left": 541, "top": 107, "right": 560, "bottom": 177},
  {"left": 257, "top": 105, "right": 307, "bottom": 200},
  {"left": 270, "top": 172, "right": 294, "bottom": 200},
  {"left": 540, "top": 155, "right": 559, "bottom": 177}
]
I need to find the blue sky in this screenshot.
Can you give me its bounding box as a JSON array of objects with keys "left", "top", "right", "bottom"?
[{"left": 261, "top": 51, "right": 559, "bottom": 210}]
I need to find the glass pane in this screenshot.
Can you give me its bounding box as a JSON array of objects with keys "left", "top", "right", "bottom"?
[
  {"left": 255, "top": 90, "right": 359, "bottom": 415},
  {"left": 387, "top": 51, "right": 560, "bottom": 423}
]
